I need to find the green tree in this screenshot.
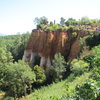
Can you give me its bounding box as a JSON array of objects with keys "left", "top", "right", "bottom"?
[
  {"left": 52, "top": 53, "right": 66, "bottom": 81},
  {"left": 34, "top": 16, "right": 48, "bottom": 29},
  {"left": 0, "top": 33, "right": 30, "bottom": 61},
  {"left": 92, "top": 45, "right": 100, "bottom": 80},
  {"left": 81, "top": 16, "right": 90, "bottom": 25},
  {"left": 0, "top": 60, "right": 35, "bottom": 99},
  {"left": 60, "top": 17, "right": 66, "bottom": 26},
  {"left": 0, "top": 42, "right": 13, "bottom": 63},
  {"left": 33, "top": 65, "right": 46, "bottom": 84},
  {"left": 65, "top": 18, "right": 77, "bottom": 26},
  {"left": 11, "top": 33, "right": 30, "bottom": 61},
  {"left": 70, "top": 59, "right": 89, "bottom": 76},
  {"left": 75, "top": 79, "right": 100, "bottom": 100}
]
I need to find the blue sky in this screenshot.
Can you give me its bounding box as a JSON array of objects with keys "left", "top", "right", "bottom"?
[{"left": 0, "top": 0, "right": 100, "bottom": 34}]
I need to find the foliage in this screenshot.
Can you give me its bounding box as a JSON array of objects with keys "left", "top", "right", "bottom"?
[
  {"left": 70, "top": 59, "right": 89, "bottom": 76},
  {"left": 67, "top": 45, "right": 100, "bottom": 100},
  {"left": 64, "top": 16, "right": 100, "bottom": 26},
  {"left": 46, "top": 67, "right": 57, "bottom": 83},
  {"left": 1, "top": 16, "right": 100, "bottom": 99},
  {"left": 24, "top": 80, "right": 66, "bottom": 100},
  {"left": 72, "top": 32, "right": 77, "bottom": 38},
  {"left": 86, "top": 34, "right": 100, "bottom": 49},
  {"left": 89, "top": 30, "right": 95, "bottom": 35},
  {"left": 65, "top": 18, "right": 77, "bottom": 26},
  {"left": 92, "top": 45, "right": 100, "bottom": 66},
  {"left": 33, "top": 65, "right": 46, "bottom": 84},
  {"left": 91, "top": 45, "right": 100, "bottom": 80},
  {"left": 81, "top": 16, "right": 90, "bottom": 25},
  {"left": 0, "top": 33, "right": 30, "bottom": 61},
  {"left": 34, "top": 16, "right": 48, "bottom": 25},
  {"left": 65, "top": 72, "right": 92, "bottom": 100},
  {"left": 0, "top": 60, "right": 35, "bottom": 98},
  {"left": 75, "top": 79, "right": 100, "bottom": 100},
  {"left": 26, "top": 72, "right": 91, "bottom": 100},
  {"left": 83, "top": 54, "right": 94, "bottom": 69},
  {"left": 36, "top": 24, "right": 68, "bottom": 31},
  {"left": 34, "top": 16, "right": 48, "bottom": 29},
  {"left": 0, "top": 41, "right": 13, "bottom": 63},
  {"left": 60, "top": 17, "right": 66, "bottom": 26},
  {"left": 83, "top": 45, "right": 100, "bottom": 79},
  {"left": 51, "top": 53, "right": 67, "bottom": 81},
  {"left": 10, "top": 33, "right": 30, "bottom": 61}
]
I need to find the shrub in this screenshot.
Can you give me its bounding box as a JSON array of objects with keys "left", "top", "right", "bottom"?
[
  {"left": 33, "top": 65, "right": 46, "bottom": 84},
  {"left": 91, "top": 45, "right": 100, "bottom": 80},
  {"left": 0, "top": 60, "right": 36, "bottom": 98},
  {"left": 51, "top": 53, "right": 67, "bottom": 82},
  {"left": 86, "top": 34, "right": 100, "bottom": 49},
  {"left": 46, "top": 67, "right": 57, "bottom": 83},
  {"left": 65, "top": 72, "right": 92, "bottom": 100},
  {"left": 83, "top": 54, "right": 94, "bottom": 68},
  {"left": 70, "top": 59, "right": 89, "bottom": 76},
  {"left": 75, "top": 79, "right": 100, "bottom": 100},
  {"left": 72, "top": 32, "right": 77, "bottom": 38}
]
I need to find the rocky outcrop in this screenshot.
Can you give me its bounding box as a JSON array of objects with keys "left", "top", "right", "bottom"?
[{"left": 23, "top": 29, "right": 89, "bottom": 70}]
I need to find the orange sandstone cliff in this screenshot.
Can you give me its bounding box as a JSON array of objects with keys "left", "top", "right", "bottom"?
[{"left": 23, "top": 29, "right": 89, "bottom": 70}]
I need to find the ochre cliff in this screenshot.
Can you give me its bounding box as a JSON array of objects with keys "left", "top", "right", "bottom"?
[{"left": 23, "top": 28, "right": 89, "bottom": 70}]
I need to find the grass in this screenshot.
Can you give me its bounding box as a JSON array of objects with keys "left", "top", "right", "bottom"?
[
  {"left": 20, "top": 80, "right": 66, "bottom": 100},
  {"left": 19, "top": 72, "right": 91, "bottom": 100}
]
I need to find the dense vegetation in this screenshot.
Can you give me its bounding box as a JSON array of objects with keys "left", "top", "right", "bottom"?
[
  {"left": 34, "top": 16, "right": 100, "bottom": 31},
  {"left": 0, "top": 32, "right": 30, "bottom": 61},
  {"left": 0, "top": 17, "right": 100, "bottom": 100}
]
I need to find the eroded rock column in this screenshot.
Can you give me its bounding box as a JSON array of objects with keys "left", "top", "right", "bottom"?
[
  {"left": 40, "top": 57, "right": 46, "bottom": 69},
  {"left": 46, "top": 57, "right": 51, "bottom": 68},
  {"left": 30, "top": 52, "right": 37, "bottom": 66},
  {"left": 22, "top": 50, "right": 31, "bottom": 62}
]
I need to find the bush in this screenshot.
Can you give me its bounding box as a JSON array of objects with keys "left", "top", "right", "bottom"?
[
  {"left": 83, "top": 54, "right": 94, "bottom": 68},
  {"left": 0, "top": 60, "right": 36, "bottom": 98},
  {"left": 46, "top": 67, "right": 57, "bottom": 83},
  {"left": 86, "top": 34, "right": 100, "bottom": 49},
  {"left": 65, "top": 72, "right": 92, "bottom": 100},
  {"left": 51, "top": 53, "right": 67, "bottom": 82},
  {"left": 90, "top": 45, "right": 100, "bottom": 80},
  {"left": 72, "top": 32, "right": 77, "bottom": 38},
  {"left": 70, "top": 59, "right": 89, "bottom": 76},
  {"left": 33, "top": 65, "right": 46, "bottom": 84},
  {"left": 75, "top": 79, "right": 100, "bottom": 100}
]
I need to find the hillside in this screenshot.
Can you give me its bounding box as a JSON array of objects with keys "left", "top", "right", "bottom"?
[{"left": 0, "top": 18, "right": 100, "bottom": 100}]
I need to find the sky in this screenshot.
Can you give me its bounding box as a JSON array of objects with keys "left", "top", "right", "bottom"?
[{"left": 0, "top": 0, "right": 100, "bottom": 35}]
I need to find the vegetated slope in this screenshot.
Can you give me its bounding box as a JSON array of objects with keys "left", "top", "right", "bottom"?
[
  {"left": 19, "top": 72, "right": 91, "bottom": 100},
  {"left": 0, "top": 33, "right": 30, "bottom": 61}
]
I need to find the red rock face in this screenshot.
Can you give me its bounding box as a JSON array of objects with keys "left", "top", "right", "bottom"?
[{"left": 23, "top": 29, "right": 89, "bottom": 69}]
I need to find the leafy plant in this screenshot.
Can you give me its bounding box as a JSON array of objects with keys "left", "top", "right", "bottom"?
[
  {"left": 70, "top": 59, "right": 89, "bottom": 76},
  {"left": 72, "top": 32, "right": 77, "bottom": 38},
  {"left": 33, "top": 65, "right": 46, "bottom": 84},
  {"left": 0, "top": 60, "right": 36, "bottom": 99},
  {"left": 75, "top": 79, "right": 100, "bottom": 100},
  {"left": 51, "top": 53, "right": 67, "bottom": 81}
]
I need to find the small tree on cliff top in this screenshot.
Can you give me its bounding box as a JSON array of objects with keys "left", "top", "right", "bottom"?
[
  {"left": 60, "top": 17, "right": 66, "bottom": 26},
  {"left": 34, "top": 16, "right": 48, "bottom": 25}
]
